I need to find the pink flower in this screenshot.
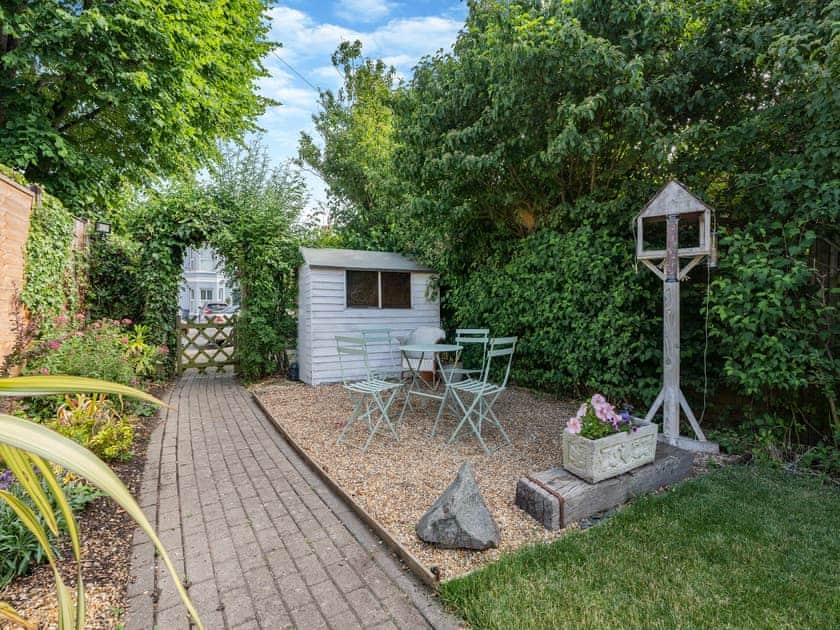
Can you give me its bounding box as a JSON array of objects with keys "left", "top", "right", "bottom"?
[
  {"left": 75, "top": 313, "right": 86, "bottom": 321},
  {"left": 130, "top": 379, "right": 139, "bottom": 386},
  {"left": 46, "top": 340, "right": 61, "bottom": 350},
  {"left": 591, "top": 393, "right": 606, "bottom": 406},
  {"left": 55, "top": 315, "right": 68, "bottom": 325},
  {"left": 75, "top": 331, "right": 84, "bottom": 338},
  {"left": 92, "top": 321, "right": 101, "bottom": 329},
  {"left": 120, "top": 337, "right": 129, "bottom": 344},
  {"left": 121, "top": 318, "right": 133, "bottom": 325},
  {"left": 159, "top": 345, "right": 169, "bottom": 355},
  {"left": 39, "top": 367, "right": 50, "bottom": 375},
  {"left": 566, "top": 416, "right": 582, "bottom": 434},
  {"left": 576, "top": 403, "right": 588, "bottom": 418}
]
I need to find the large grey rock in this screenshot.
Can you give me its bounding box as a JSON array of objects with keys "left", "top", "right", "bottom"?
[{"left": 416, "top": 462, "right": 499, "bottom": 550}]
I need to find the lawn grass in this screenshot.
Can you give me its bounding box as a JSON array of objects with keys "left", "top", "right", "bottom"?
[{"left": 439, "top": 466, "right": 840, "bottom": 629}]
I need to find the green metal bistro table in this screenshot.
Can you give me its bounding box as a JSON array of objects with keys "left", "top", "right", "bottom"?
[{"left": 397, "top": 343, "right": 462, "bottom": 427}]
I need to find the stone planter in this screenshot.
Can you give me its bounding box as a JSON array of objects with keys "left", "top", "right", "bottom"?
[{"left": 562, "top": 422, "right": 658, "bottom": 484}]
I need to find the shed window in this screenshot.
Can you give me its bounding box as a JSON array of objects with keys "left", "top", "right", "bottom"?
[
  {"left": 381, "top": 272, "right": 411, "bottom": 308},
  {"left": 346, "top": 271, "right": 411, "bottom": 309},
  {"left": 346, "top": 271, "right": 379, "bottom": 307}
]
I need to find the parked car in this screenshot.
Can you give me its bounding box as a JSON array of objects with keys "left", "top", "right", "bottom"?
[
  {"left": 201, "top": 302, "right": 228, "bottom": 322},
  {"left": 207, "top": 304, "right": 239, "bottom": 325}
]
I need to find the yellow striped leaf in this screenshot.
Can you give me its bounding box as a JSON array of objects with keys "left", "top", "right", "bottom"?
[
  {"left": 0, "top": 601, "right": 36, "bottom": 629},
  {"left": 0, "top": 414, "right": 203, "bottom": 629},
  {"left": 0, "top": 376, "right": 164, "bottom": 406}
]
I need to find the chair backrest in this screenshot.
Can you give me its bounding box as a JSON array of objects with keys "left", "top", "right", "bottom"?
[
  {"left": 481, "top": 336, "right": 517, "bottom": 388},
  {"left": 361, "top": 328, "right": 400, "bottom": 370},
  {"left": 335, "top": 336, "right": 369, "bottom": 384},
  {"left": 455, "top": 328, "right": 490, "bottom": 372},
  {"left": 360, "top": 328, "right": 393, "bottom": 344}
]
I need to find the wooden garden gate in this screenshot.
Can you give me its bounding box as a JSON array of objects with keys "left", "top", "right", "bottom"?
[{"left": 176, "top": 318, "right": 237, "bottom": 374}]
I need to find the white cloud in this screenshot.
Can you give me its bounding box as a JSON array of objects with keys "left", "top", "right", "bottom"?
[
  {"left": 267, "top": 7, "right": 461, "bottom": 74},
  {"left": 335, "top": 0, "right": 396, "bottom": 24}
]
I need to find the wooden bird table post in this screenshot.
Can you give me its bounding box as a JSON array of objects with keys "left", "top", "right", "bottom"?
[{"left": 636, "top": 181, "right": 719, "bottom": 454}]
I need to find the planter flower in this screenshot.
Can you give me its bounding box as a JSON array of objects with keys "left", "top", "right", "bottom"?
[{"left": 562, "top": 394, "right": 657, "bottom": 483}]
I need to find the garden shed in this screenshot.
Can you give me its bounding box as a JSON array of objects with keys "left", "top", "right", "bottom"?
[{"left": 297, "top": 247, "right": 440, "bottom": 385}]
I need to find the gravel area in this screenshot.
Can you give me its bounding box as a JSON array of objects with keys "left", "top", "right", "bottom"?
[
  {"left": 0, "top": 401, "right": 163, "bottom": 629},
  {"left": 252, "top": 378, "right": 579, "bottom": 580}
]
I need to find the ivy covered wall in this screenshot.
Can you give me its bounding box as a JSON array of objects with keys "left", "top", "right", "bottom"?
[{"left": 0, "top": 164, "right": 87, "bottom": 329}]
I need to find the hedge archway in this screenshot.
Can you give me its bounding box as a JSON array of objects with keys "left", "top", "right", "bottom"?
[{"left": 89, "top": 146, "right": 305, "bottom": 380}]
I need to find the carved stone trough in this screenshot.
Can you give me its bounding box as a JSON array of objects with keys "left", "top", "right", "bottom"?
[{"left": 562, "top": 422, "right": 658, "bottom": 483}]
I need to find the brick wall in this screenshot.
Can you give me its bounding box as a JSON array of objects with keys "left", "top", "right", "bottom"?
[{"left": 0, "top": 173, "right": 35, "bottom": 363}]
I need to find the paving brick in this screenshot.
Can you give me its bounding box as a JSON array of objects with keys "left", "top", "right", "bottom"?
[
  {"left": 330, "top": 563, "right": 364, "bottom": 594},
  {"left": 283, "top": 530, "right": 312, "bottom": 558},
  {"left": 244, "top": 565, "right": 277, "bottom": 602},
  {"left": 185, "top": 552, "right": 215, "bottom": 584},
  {"left": 344, "top": 587, "right": 390, "bottom": 626},
  {"left": 187, "top": 578, "right": 221, "bottom": 612},
  {"left": 291, "top": 602, "right": 328, "bottom": 629},
  {"left": 215, "top": 558, "right": 246, "bottom": 592},
  {"left": 381, "top": 594, "right": 429, "bottom": 628},
  {"left": 327, "top": 612, "right": 364, "bottom": 630},
  {"left": 310, "top": 580, "right": 351, "bottom": 620},
  {"left": 295, "top": 553, "right": 329, "bottom": 586},
  {"left": 255, "top": 526, "right": 282, "bottom": 551},
  {"left": 279, "top": 573, "right": 312, "bottom": 609},
  {"left": 238, "top": 541, "right": 267, "bottom": 571},
  {"left": 254, "top": 596, "right": 293, "bottom": 628},
  {"left": 209, "top": 536, "right": 237, "bottom": 563},
  {"left": 156, "top": 604, "right": 191, "bottom": 630},
  {"left": 126, "top": 594, "right": 153, "bottom": 630},
  {"left": 220, "top": 587, "right": 256, "bottom": 623}
]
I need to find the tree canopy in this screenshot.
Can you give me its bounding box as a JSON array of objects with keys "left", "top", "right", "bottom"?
[
  {"left": 297, "top": 40, "right": 402, "bottom": 250},
  {"left": 0, "top": 0, "right": 274, "bottom": 210}
]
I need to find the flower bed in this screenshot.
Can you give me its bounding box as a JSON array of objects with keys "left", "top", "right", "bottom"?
[{"left": 10, "top": 313, "right": 167, "bottom": 462}]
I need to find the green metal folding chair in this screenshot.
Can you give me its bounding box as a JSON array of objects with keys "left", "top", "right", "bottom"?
[
  {"left": 360, "top": 328, "right": 404, "bottom": 382},
  {"left": 335, "top": 336, "right": 402, "bottom": 453},
  {"left": 434, "top": 336, "right": 517, "bottom": 455},
  {"left": 443, "top": 328, "right": 490, "bottom": 382}
]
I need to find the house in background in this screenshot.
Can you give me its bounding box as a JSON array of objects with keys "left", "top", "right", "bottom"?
[
  {"left": 178, "top": 245, "right": 238, "bottom": 319},
  {"left": 297, "top": 247, "right": 440, "bottom": 385}
]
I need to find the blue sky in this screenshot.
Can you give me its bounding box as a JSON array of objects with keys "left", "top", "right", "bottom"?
[{"left": 260, "top": 1, "right": 468, "bottom": 215}]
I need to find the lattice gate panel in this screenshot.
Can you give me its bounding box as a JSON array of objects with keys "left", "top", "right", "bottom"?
[{"left": 176, "top": 318, "right": 237, "bottom": 374}]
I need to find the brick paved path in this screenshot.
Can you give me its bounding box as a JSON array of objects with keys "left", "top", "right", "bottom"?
[{"left": 127, "top": 371, "right": 458, "bottom": 629}]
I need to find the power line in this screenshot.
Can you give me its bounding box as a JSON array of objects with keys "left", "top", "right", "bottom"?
[{"left": 271, "top": 52, "right": 320, "bottom": 92}]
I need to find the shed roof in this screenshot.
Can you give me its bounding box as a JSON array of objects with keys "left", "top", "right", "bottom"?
[{"left": 299, "top": 247, "right": 433, "bottom": 272}]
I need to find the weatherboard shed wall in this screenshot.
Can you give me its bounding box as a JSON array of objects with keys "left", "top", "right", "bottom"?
[{"left": 297, "top": 247, "right": 440, "bottom": 385}]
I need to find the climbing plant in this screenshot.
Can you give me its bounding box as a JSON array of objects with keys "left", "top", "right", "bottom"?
[
  {"left": 207, "top": 144, "right": 307, "bottom": 380},
  {"left": 91, "top": 142, "right": 306, "bottom": 380},
  {"left": 0, "top": 164, "right": 86, "bottom": 330}
]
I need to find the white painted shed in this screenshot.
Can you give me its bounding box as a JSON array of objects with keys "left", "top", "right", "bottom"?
[{"left": 297, "top": 247, "right": 440, "bottom": 385}]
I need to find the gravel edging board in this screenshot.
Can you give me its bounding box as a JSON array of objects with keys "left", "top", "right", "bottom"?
[{"left": 251, "top": 393, "right": 440, "bottom": 591}]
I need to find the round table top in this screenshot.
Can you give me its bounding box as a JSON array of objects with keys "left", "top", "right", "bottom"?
[{"left": 399, "top": 343, "right": 462, "bottom": 353}]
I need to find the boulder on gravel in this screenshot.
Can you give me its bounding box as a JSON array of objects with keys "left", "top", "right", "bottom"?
[{"left": 415, "top": 462, "right": 499, "bottom": 550}]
